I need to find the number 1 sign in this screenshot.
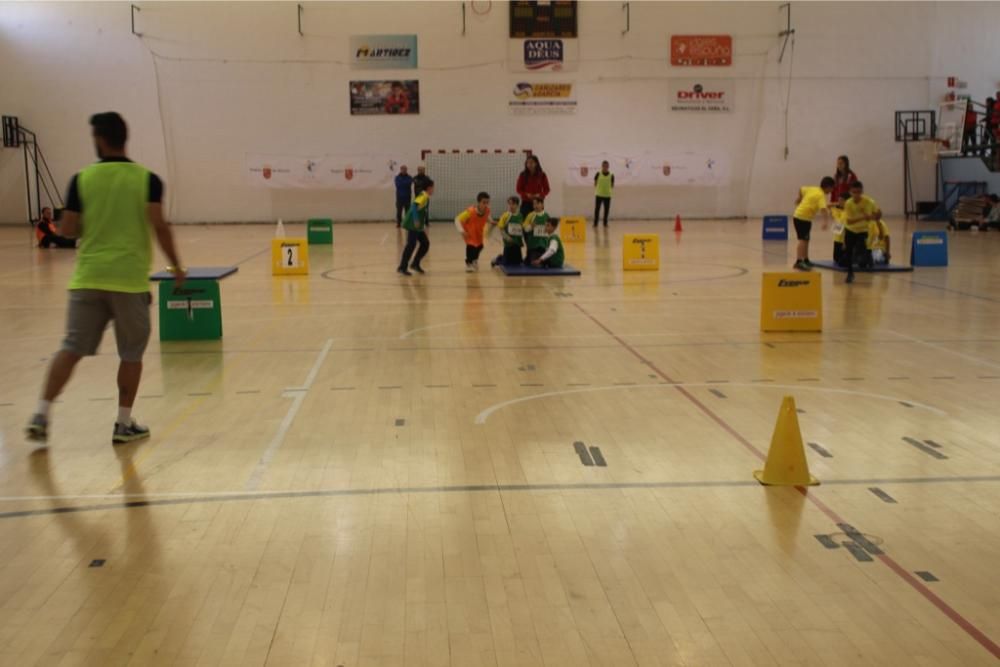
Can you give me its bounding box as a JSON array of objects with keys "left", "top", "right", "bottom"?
[{"left": 272, "top": 238, "right": 310, "bottom": 276}]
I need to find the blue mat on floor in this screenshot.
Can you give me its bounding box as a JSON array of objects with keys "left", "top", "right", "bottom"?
[
  {"left": 810, "top": 260, "right": 912, "bottom": 273},
  {"left": 500, "top": 264, "right": 581, "bottom": 276}
]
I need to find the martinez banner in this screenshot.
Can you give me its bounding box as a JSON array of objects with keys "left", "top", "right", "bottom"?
[
  {"left": 350, "top": 80, "right": 420, "bottom": 115},
  {"left": 349, "top": 35, "right": 418, "bottom": 69},
  {"left": 509, "top": 82, "right": 577, "bottom": 115},
  {"left": 245, "top": 154, "right": 408, "bottom": 190},
  {"left": 668, "top": 80, "right": 733, "bottom": 112}
]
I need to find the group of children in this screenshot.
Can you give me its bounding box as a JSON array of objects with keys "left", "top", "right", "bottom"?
[
  {"left": 792, "top": 176, "right": 889, "bottom": 284},
  {"left": 397, "top": 186, "right": 565, "bottom": 276}
]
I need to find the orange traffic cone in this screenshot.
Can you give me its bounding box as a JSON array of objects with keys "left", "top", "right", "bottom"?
[
  {"left": 674, "top": 214, "right": 683, "bottom": 232},
  {"left": 753, "top": 396, "right": 819, "bottom": 486}
]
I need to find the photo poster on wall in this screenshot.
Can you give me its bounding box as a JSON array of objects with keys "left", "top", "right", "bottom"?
[
  {"left": 349, "top": 35, "right": 418, "bottom": 69},
  {"left": 245, "top": 153, "right": 409, "bottom": 189},
  {"left": 509, "top": 81, "right": 577, "bottom": 115},
  {"left": 564, "top": 153, "right": 731, "bottom": 187},
  {"left": 350, "top": 80, "right": 420, "bottom": 115}
]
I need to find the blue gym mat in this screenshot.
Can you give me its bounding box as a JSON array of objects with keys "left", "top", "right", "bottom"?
[
  {"left": 810, "top": 260, "right": 913, "bottom": 273},
  {"left": 500, "top": 264, "right": 581, "bottom": 276},
  {"left": 150, "top": 266, "right": 239, "bottom": 281}
]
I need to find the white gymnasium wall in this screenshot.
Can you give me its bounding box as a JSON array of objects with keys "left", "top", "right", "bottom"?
[{"left": 1, "top": 1, "right": 998, "bottom": 224}]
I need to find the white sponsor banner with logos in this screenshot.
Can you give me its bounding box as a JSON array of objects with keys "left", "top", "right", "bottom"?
[
  {"left": 564, "top": 154, "right": 641, "bottom": 187},
  {"left": 509, "top": 82, "right": 578, "bottom": 115},
  {"left": 349, "top": 35, "right": 418, "bottom": 69},
  {"left": 564, "top": 152, "right": 730, "bottom": 187},
  {"left": 245, "top": 153, "right": 408, "bottom": 190},
  {"left": 668, "top": 79, "right": 734, "bottom": 112},
  {"left": 507, "top": 38, "right": 579, "bottom": 72}
]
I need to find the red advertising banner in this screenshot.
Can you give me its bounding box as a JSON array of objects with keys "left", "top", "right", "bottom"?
[{"left": 671, "top": 35, "right": 732, "bottom": 67}]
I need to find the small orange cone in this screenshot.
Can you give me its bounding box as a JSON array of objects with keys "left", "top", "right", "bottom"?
[
  {"left": 753, "top": 396, "right": 819, "bottom": 486},
  {"left": 674, "top": 214, "right": 683, "bottom": 232}
]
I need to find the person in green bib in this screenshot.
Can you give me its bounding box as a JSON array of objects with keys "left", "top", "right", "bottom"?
[
  {"left": 490, "top": 195, "right": 525, "bottom": 267},
  {"left": 26, "top": 112, "right": 185, "bottom": 445},
  {"left": 593, "top": 160, "right": 614, "bottom": 228},
  {"left": 530, "top": 218, "right": 565, "bottom": 269},
  {"left": 523, "top": 197, "right": 551, "bottom": 265}
]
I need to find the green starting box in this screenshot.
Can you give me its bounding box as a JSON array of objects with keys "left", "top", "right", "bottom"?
[
  {"left": 307, "top": 218, "right": 333, "bottom": 245},
  {"left": 150, "top": 266, "right": 238, "bottom": 341}
]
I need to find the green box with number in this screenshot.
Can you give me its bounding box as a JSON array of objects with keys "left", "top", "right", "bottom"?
[
  {"left": 307, "top": 218, "right": 333, "bottom": 245},
  {"left": 158, "top": 279, "right": 223, "bottom": 341}
]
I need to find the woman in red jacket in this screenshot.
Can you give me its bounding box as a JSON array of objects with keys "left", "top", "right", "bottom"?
[
  {"left": 515, "top": 155, "right": 550, "bottom": 217},
  {"left": 831, "top": 155, "right": 857, "bottom": 205}
]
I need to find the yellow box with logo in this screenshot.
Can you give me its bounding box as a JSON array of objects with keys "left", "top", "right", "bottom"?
[
  {"left": 560, "top": 216, "right": 587, "bottom": 242},
  {"left": 271, "top": 237, "right": 310, "bottom": 276},
  {"left": 760, "top": 272, "right": 822, "bottom": 332},
  {"left": 622, "top": 234, "right": 660, "bottom": 271}
]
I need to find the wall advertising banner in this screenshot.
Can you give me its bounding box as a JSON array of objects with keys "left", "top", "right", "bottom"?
[
  {"left": 670, "top": 35, "right": 733, "bottom": 66},
  {"left": 246, "top": 154, "right": 408, "bottom": 190},
  {"left": 507, "top": 38, "right": 579, "bottom": 72},
  {"left": 564, "top": 154, "right": 640, "bottom": 186},
  {"left": 509, "top": 82, "right": 577, "bottom": 115},
  {"left": 349, "top": 80, "right": 420, "bottom": 115},
  {"left": 668, "top": 80, "right": 733, "bottom": 112},
  {"left": 565, "top": 153, "right": 731, "bottom": 187},
  {"left": 349, "top": 35, "right": 418, "bottom": 69}
]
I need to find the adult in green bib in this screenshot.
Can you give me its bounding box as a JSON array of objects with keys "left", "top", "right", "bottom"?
[{"left": 26, "top": 112, "right": 185, "bottom": 445}]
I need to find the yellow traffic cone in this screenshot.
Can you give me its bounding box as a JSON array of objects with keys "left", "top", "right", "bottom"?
[{"left": 753, "top": 396, "right": 819, "bottom": 486}]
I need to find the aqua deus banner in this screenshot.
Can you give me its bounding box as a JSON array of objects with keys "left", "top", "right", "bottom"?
[{"left": 350, "top": 35, "right": 418, "bottom": 69}]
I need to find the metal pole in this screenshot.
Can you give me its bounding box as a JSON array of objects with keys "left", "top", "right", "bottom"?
[
  {"left": 622, "top": 2, "right": 630, "bottom": 35},
  {"left": 131, "top": 4, "right": 141, "bottom": 36},
  {"left": 34, "top": 140, "right": 41, "bottom": 219},
  {"left": 461, "top": 2, "right": 466, "bottom": 36},
  {"left": 22, "top": 134, "right": 31, "bottom": 226},
  {"left": 298, "top": 3, "right": 303, "bottom": 36}
]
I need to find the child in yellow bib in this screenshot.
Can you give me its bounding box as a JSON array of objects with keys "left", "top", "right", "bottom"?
[
  {"left": 841, "top": 181, "right": 881, "bottom": 282},
  {"left": 792, "top": 176, "right": 835, "bottom": 271}
]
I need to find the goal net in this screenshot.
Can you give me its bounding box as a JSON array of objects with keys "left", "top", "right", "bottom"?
[{"left": 422, "top": 150, "right": 529, "bottom": 221}]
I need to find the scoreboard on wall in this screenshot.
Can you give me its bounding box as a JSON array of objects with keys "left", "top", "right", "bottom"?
[{"left": 510, "top": 1, "right": 578, "bottom": 39}]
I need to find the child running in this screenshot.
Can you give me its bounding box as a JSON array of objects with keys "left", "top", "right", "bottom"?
[
  {"left": 842, "top": 181, "right": 881, "bottom": 283},
  {"left": 491, "top": 195, "right": 525, "bottom": 267},
  {"left": 792, "top": 176, "right": 835, "bottom": 271},
  {"left": 523, "top": 197, "right": 550, "bottom": 265},
  {"left": 530, "top": 218, "right": 565, "bottom": 269},
  {"left": 454, "top": 192, "right": 491, "bottom": 272},
  {"left": 398, "top": 179, "right": 434, "bottom": 276}
]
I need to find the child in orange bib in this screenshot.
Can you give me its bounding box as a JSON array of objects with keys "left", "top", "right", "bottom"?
[{"left": 454, "top": 191, "right": 491, "bottom": 272}]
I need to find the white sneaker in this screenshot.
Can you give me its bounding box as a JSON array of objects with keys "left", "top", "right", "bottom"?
[
  {"left": 465, "top": 264, "right": 474, "bottom": 273},
  {"left": 473, "top": 260, "right": 479, "bottom": 271}
]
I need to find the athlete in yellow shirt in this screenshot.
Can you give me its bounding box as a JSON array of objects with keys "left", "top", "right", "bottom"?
[
  {"left": 792, "top": 176, "right": 835, "bottom": 271},
  {"left": 867, "top": 218, "right": 891, "bottom": 264},
  {"left": 841, "top": 181, "right": 881, "bottom": 283}
]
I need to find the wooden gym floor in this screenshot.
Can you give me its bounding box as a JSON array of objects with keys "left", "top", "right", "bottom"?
[{"left": 0, "top": 219, "right": 998, "bottom": 666}]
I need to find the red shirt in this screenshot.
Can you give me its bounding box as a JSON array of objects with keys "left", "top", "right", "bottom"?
[
  {"left": 384, "top": 92, "right": 409, "bottom": 114},
  {"left": 516, "top": 171, "right": 550, "bottom": 203},
  {"left": 831, "top": 170, "right": 857, "bottom": 204}
]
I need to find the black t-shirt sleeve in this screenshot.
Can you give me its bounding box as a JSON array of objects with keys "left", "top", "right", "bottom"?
[
  {"left": 149, "top": 173, "right": 163, "bottom": 203},
  {"left": 65, "top": 175, "right": 82, "bottom": 213}
]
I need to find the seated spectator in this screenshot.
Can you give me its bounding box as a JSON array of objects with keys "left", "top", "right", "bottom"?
[{"left": 36, "top": 207, "right": 76, "bottom": 249}]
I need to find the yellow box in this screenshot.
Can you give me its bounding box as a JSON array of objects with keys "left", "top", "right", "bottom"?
[
  {"left": 561, "top": 216, "right": 587, "bottom": 242},
  {"left": 272, "top": 237, "right": 310, "bottom": 276},
  {"left": 760, "top": 272, "right": 822, "bottom": 332},
  {"left": 622, "top": 233, "right": 660, "bottom": 271}
]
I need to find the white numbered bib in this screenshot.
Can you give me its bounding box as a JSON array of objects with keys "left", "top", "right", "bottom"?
[{"left": 507, "top": 223, "right": 523, "bottom": 236}]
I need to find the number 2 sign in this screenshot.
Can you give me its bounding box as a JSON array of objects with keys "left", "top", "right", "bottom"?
[{"left": 271, "top": 238, "right": 310, "bottom": 276}]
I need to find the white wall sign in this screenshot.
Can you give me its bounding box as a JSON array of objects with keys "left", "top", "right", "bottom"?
[
  {"left": 507, "top": 38, "right": 579, "bottom": 72},
  {"left": 245, "top": 153, "right": 408, "bottom": 189},
  {"left": 509, "top": 82, "right": 577, "bottom": 115},
  {"left": 668, "top": 80, "right": 734, "bottom": 112},
  {"left": 349, "top": 35, "right": 418, "bottom": 69}
]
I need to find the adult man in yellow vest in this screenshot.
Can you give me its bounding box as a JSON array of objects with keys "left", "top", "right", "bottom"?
[
  {"left": 593, "top": 160, "right": 614, "bottom": 228},
  {"left": 27, "top": 112, "right": 185, "bottom": 445}
]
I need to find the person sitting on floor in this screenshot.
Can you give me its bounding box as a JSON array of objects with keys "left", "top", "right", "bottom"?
[
  {"left": 36, "top": 207, "right": 76, "bottom": 249},
  {"left": 530, "top": 218, "right": 565, "bottom": 269}
]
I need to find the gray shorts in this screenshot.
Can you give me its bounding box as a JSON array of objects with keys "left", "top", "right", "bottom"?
[{"left": 62, "top": 289, "right": 152, "bottom": 361}]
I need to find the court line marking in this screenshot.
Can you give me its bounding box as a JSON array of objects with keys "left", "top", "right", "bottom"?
[
  {"left": 473, "top": 382, "right": 945, "bottom": 424},
  {"left": 571, "top": 302, "right": 1000, "bottom": 660},
  {"left": 244, "top": 338, "right": 332, "bottom": 491},
  {"left": 3, "top": 474, "right": 999, "bottom": 510},
  {"left": 887, "top": 330, "right": 1000, "bottom": 372}
]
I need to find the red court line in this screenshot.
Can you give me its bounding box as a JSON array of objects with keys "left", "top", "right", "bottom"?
[{"left": 572, "top": 302, "right": 1000, "bottom": 660}]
